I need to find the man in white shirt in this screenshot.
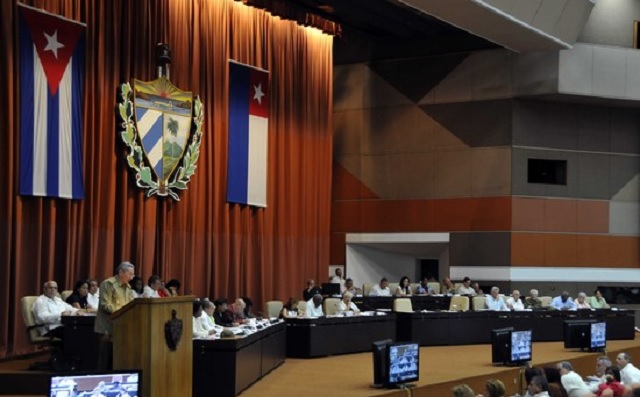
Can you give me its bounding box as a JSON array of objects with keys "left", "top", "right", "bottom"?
[
  {"left": 506, "top": 290, "right": 525, "bottom": 311},
  {"left": 557, "top": 361, "right": 590, "bottom": 397},
  {"left": 617, "top": 352, "right": 640, "bottom": 385},
  {"left": 338, "top": 292, "right": 360, "bottom": 314},
  {"left": 32, "top": 280, "right": 81, "bottom": 338},
  {"left": 369, "top": 278, "right": 391, "bottom": 297},
  {"left": 551, "top": 291, "right": 577, "bottom": 311},
  {"left": 86, "top": 278, "right": 100, "bottom": 310},
  {"left": 527, "top": 375, "right": 551, "bottom": 397},
  {"left": 305, "top": 294, "right": 324, "bottom": 318},
  {"left": 587, "top": 356, "right": 611, "bottom": 392},
  {"left": 142, "top": 275, "right": 162, "bottom": 298},
  {"left": 485, "top": 287, "right": 507, "bottom": 311},
  {"left": 329, "top": 268, "right": 344, "bottom": 285},
  {"left": 457, "top": 277, "right": 476, "bottom": 296}
]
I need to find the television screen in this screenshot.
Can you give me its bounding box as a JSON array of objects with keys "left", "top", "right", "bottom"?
[
  {"left": 510, "top": 330, "right": 532, "bottom": 362},
  {"left": 321, "top": 283, "right": 341, "bottom": 296},
  {"left": 564, "top": 320, "right": 591, "bottom": 350},
  {"left": 590, "top": 322, "right": 606, "bottom": 349},
  {"left": 371, "top": 339, "right": 392, "bottom": 387},
  {"left": 491, "top": 327, "right": 513, "bottom": 364},
  {"left": 386, "top": 342, "right": 419, "bottom": 386},
  {"left": 49, "top": 370, "right": 141, "bottom": 397}
]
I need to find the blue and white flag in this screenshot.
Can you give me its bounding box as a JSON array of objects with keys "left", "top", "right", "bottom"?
[
  {"left": 227, "top": 61, "right": 269, "bottom": 208},
  {"left": 19, "top": 4, "right": 86, "bottom": 199}
]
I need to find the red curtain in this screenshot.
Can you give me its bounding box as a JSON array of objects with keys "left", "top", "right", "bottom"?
[{"left": 0, "top": 0, "right": 333, "bottom": 358}]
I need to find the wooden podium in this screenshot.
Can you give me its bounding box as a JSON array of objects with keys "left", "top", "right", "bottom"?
[{"left": 112, "top": 296, "right": 194, "bottom": 397}]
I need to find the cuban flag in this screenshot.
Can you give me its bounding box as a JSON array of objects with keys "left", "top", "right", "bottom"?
[
  {"left": 227, "top": 61, "right": 269, "bottom": 208},
  {"left": 18, "top": 4, "right": 86, "bottom": 199}
]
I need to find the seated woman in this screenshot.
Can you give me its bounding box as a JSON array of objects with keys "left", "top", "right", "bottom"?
[
  {"left": 575, "top": 292, "right": 592, "bottom": 309},
  {"left": 281, "top": 297, "right": 300, "bottom": 318},
  {"left": 589, "top": 289, "right": 610, "bottom": 309},
  {"left": 338, "top": 291, "right": 360, "bottom": 315},
  {"left": 164, "top": 279, "right": 181, "bottom": 296},
  {"left": 394, "top": 276, "right": 412, "bottom": 297},
  {"left": 241, "top": 296, "right": 256, "bottom": 318},
  {"left": 65, "top": 280, "right": 96, "bottom": 312},
  {"left": 595, "top": 366, "right": 624, "bottom": 397},
  {"left": 442, "top": 277, "right": 456, "bottom": 295},
  {"left": 192, "top": 300, "right": 216, "bottom": 339},
  {"left": 213, "top": 298, "right": 235, "bottom": 326},
  {"left": 129, "top": 276, "right": 144, "bottom": 298}
]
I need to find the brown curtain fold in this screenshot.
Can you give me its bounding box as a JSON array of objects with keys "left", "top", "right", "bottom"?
[{"left": 0, "top": 0, "right": 333, "bottom": 358}]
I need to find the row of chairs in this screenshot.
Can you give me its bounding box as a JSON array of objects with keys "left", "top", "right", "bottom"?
[{"left": 362, "top": 282, "right": 442, "bottom": 296}]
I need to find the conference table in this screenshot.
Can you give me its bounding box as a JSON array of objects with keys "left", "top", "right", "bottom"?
[
  {"left": 353, "top": 295, "right": 452, "bottom": 311},
  {"left": 285, "top": 312, "right": 397, "bottom": 358},
  {"left": 396, "top": 309, "right": 636, "bottom": 346},
  {"left": 192, "top": 321, "right": 286, "bottom": 397}
]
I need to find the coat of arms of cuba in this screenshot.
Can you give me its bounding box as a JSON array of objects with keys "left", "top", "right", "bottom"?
[{"left": 117, "top": 44, "right": 203, "bottom": 200}]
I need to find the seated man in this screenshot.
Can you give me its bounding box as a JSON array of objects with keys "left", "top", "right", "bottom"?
[
  {"left": 305, "top": 294, "right": 324, "bottom": 318},
  {"left": 556, "top": 361, "right": 590, "bottom": 397},
  {"left": 338, "top": 291, "right": 360, "bottom": 314},
  {"left": 213, "top": 298, "right": 235, "bottom": 326},
  {"left": 86, "top": 278, "right": 100, "bottom": 310},
  {"left": 525, "top": 289, "right": 543, "bottom": 309},
  {"left": 302, "top": 279, "right": 322, "bottom": 302},
  {"left": 587, "top": 356, "right": 611, "bottom": 392},
  {"left": 33, "top": 280, "right": 82, "bottom": 338},
  {"left": 199, "top": 299, "right": 223, "bottom": 334},
  {"left": 416, "top": 277, "right": 434, "bottom": 295},
  {"left": 617, "top": 352, "right": 640, "bottom": 385},
  {"left": 457, "top": 277, "right": 476, "bottom": 296},
  {"left": 506, "top": 290, "right": 524, "bottom": 311},
  {"left": 344, "top": 278, "right": 361, "bottom": 295},
  {"left": 142, "top": 275, "right": 162, "bottom": 298},
  {"left": 369, "top": 277, "right": 391, "bottom": 297},
  {"left": 192, "top": 301, "right": 216, "bottom": 339},
  {"left": 552, "top": 291, "right": 577, "bottom": 311},
  {"left": 484, "top": 287, "right": 507, "bottom": 311},
  {"left": 230, "top": 298, "right": 250, "bottom": 324},
  {"left": 329, "top": 268, "right": 344, "bottom": 285}
]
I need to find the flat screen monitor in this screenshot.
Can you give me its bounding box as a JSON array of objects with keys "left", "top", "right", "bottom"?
[
  {"left": 371, "top": 339, "right": 392, "bottom": 387},
  {"left": 49, "top": 370, "right": 141, "bottom": 397},
  {"left": 590, "top": 321, "right": 606, "bottom": 350},
  {"left": 510, "top": 330, "right": 532, "bottom": 362},
  {"left": 563, "top": 320, "right": 591, "bottom": 350},
  {"left": 386, "top": 342, "right": 419, "bottom": 387},
  {"left": 491, "top": 327, "right": 513, "bottom": 364},
  {"left": 321, "top": 283, "right": 341, "bottom": 296}
]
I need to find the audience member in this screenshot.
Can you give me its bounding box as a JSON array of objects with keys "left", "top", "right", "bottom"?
[
  {"left": 86, "top": 278, "right": 100, "bottom": 310},
  {"left": 442, "top": 277, "right": 456, "bottom": 295},
  {"left": 192, "top": 301, "right": 215, "bottom": 339},
  {"left": 485, "top": 287, "right": 508, "bottom": 311},
  {"left": 589, "top": 290, "right": 610, "bottom": 309},
  {"left": 588, "top": 356, "right": 613, "bottom": 391},
  {"left": 142, "top": 275, "right": 162, "bottom": 298},
  {"left": 575, "top": 292, "right": 591, "bottom": 309},
  {"left": 524, "top": 368, "right": 546, "bottom": 397},
  {"left": 552, "top": 291, "right": 577, "bottom": 311},
  {"left": 66, "top": 280, "right": 95, "bottom": 312},
  {"left": 164, "top": 279, "right": 181, "bottom": 296},
  {"left": 451, "top": 384, "right": 475, "bottom": 397},
  {"left": 557, "top": 361, "right": 590, "bottom": 397},
  {"left": 457, "top": 277, "right": 476, "bottom": 296},
  {"left": 281, "top": 297, "right": 300, "bottom": 318},
  {"left": 129, "top": 276, "right": 144, "bottom": 298},
  {"left": 302, "top": 279, "right": 322, "bottom": 301},
  {"left": 528, "top": 375, "right": 552, "bottom": 397},
  {"left": 472, "top": 282, "right": 485, "bottom": 296},
  {"left": 213, "top": 298, "right": 235, "bottom": 326},
  {"left": 338, "top": 291, "right": 360, "bottom": 314},
  {"left": 305, "top": 294, "right": 324, "bottom": 318},
  {"left": 617, "top": 353, "right": 640, "bottom": 385},
  {"left": 506, "top": 289, "right": 525, "bottom": 311},
  {"left": 482, "top": 379, "right": 505, "bottom": 397},
  {"left": 544, "top": 366, "right": 570, "bottom": 397},
  {"left": 370, "top": 277, "right": 391, "bottom": 297},
  {"left": 33, "top": 280, "right": 81, "bottom": 338},
  {"left": 329, "top": 268, "right": 344, "bottom": 285},
  {"left": 526, "top": 289, "right": 543, "bottom": 310},
  {"left": 394, "top": 276, "right": 412, "bottom": 297},
  {"left": 595, "top": 366, "right": 624, "bottom": 397},
  {"left": 344, "top": 278, "right": 361, "bottom": 295}
]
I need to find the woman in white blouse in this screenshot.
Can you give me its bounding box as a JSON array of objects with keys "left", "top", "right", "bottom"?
[{"left": 394, "top": 276, "right": 412, "bottom": 297}]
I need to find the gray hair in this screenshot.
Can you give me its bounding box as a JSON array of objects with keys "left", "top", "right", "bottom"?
[
  {"left": 491, "top": 286, "right": 500, "bottom": 294},
  {"left": 597, "top": 356, "right": 612, "bottom": 367},
  {"left": 577, "top": 292, "right": 587, "bottom": 299},
  {"left": 342, "top": 291, "right": 353, "bottom": 299},
  {"left": 530, "top": 289, "right": 538, "bottom": 296},
  {"left": 117, "top": 261, "right": 135, "bottom": 274},
  {"left": 558, "top": 361, "right": 573, "bottom": 371}
]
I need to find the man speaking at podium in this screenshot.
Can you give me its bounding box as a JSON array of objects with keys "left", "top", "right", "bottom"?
[{"left": 95, "top": 261, "right": 136, "bottom": 369}]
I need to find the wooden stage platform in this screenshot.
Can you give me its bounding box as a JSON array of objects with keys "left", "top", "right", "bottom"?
[{"left": 1, "top": 335, "right": 638, "bottom": 397}]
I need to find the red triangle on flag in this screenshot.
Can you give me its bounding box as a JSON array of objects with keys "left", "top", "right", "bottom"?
[{"left": 19, "top": 5, "right": 84, "bottom": 95}]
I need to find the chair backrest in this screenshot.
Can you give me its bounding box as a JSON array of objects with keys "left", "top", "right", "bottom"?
[
  {"left": 427, "top": 282, "right": 441, "bottom": 294},
  {"left": 363, "top": 283, "right": 374, "bottom": 297},
  {"left": 449, "top": 296, "right": 469, "bottom": 311},
  {"left": 297, "top": 300, "right": 307, "bottom": 315},
  {"left": 323, "top": 298, "right": 340, "bottom": 316},
  {"left": 60, "top": 290, "right": 73, "bottom": 301},
  {"left": 20, "top": 296, "right": 49, "bottom": 345},
  {"left": 393, "top": 298, "right": 413, "bottom": 313},
  {"left": 454, "top": 282, "right": 463, "bottom": 291},
  {"left": 409, "top": 283, "right": 420, "bottom": 294},
  {"left": 472, "top": 296, "right": 486, "bottom": 311},
  {"left": 265, "top": 300, "right": 284, "bottom": 319},
  {"left": 539, "top": 296, "right": 552, "bottom": 308},
  {"left": 387, "top": 283, "right": 399, "bottom": 294}
]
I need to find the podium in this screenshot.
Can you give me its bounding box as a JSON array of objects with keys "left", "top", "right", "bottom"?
[{"left": 112, "top": 296, "right": 194, "bottom": 397}]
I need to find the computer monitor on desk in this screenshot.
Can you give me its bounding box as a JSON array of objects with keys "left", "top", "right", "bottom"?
[
  {"left": 49, "top": 370, "right": 141, "bottom": 397},
  {"left": 321, "top": 283, "right": 341, "bottom": 296}
]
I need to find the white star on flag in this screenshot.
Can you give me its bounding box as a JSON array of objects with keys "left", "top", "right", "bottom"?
[
  {"left": 43, "top": 30, "right": 65, "bottom": 58},
  {"left": 253, "top": 83, "right": 265, "bottom": 104}
]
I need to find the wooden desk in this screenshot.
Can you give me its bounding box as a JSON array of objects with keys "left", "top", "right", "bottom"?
[
  {"left": 285, "top": 313, "right": 396, "bottom": 358},
  {"left": 61, "top": 315, "right": 99, "bottom": 370},
  {"left": 396, "top": 309, "right": 636, "bottom": 346},
  {"left": 192, "top": 321, "right": 286, "bottom": 397}
]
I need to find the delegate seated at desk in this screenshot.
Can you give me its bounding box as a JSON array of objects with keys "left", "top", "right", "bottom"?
[
  {"left": 33, "top": 280, "right": 83, "bottom": 338},
  {"left": 394, "top": 276, "right": 412, "bottom": 297},
  {"left": 551, "top": 292, "right": 577, "bottom": 311},
  {"left": 589, "top": 289, "right": 610, "bottom": 309},
  {"left": 193, "top": 301, "right": 216, "bottom": 339},
  {"left": 338, "top": 292, "right": 360, "bottom": 315},
  {"left": 485, "top": 287, "right": 508, "bottom": 311},
  {"left": 305, "top": 294, "right": 324, "bottom": 318},
  {"left": 302, "top": 279, "right": 322, "bottom": 302},
  {"left": 369, "top": 278, "right": 391, "bottom": 297}
]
